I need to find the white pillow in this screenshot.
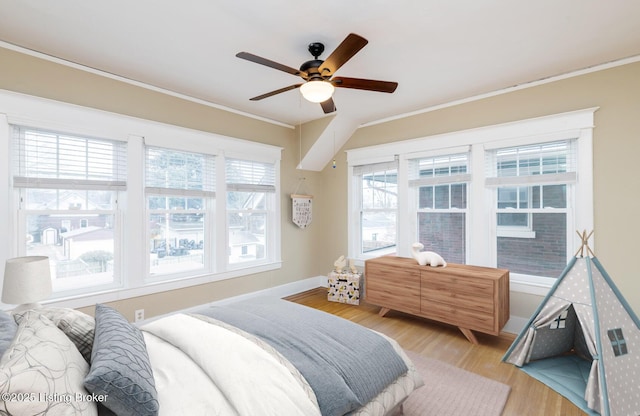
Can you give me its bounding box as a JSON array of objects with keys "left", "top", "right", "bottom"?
[
  {"left": 13, "top": 307, "right": 95, "bottom": 364},
  {"left": 0, "top": 311, "right": 98, "bottom": 416}
]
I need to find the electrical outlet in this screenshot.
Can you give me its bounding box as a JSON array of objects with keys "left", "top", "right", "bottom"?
[{"left": 134, "top": 309, "right": 145, "bottom": 323}]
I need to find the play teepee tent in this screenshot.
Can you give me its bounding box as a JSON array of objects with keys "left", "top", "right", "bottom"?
[{"left": 503, "top": 231, "right": 640, "bottom": 416}]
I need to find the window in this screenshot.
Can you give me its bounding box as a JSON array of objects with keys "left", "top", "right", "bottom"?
[
  {"left": 2, "top": 90, "right": 283, "bottom": 308},
  {"left": 409, "top": 152, "right": 469, "bottom": 264},
  {"left": 486, "top": 140, "right": 576, "bottom": 278},
  {"left": 225, "top": 158, "right": 276, "bottom": 266},
  {"left": 347, "top": 108, "right": 594, "bottom": 293},
  {"left": 145, "top": 147, "right": 215, "bottom": 278},
  {"left": 11, "top": 126, "right": 126, "bottom": 296},
  {"left": 352, "top": 159, "right": 398, "bottom": 258},
  {"left": 607, "top": 328, "right": 628, "bottom": 357}
]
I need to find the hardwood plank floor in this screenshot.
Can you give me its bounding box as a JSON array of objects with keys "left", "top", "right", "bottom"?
[{"left": 286, "top": 288, "right": 586, "bottom": 416}]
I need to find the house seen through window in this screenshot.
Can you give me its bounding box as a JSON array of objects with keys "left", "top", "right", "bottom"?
[
  {"left": 145, "top": 146, "right": 214, "bottom": 277},
  {"left": 12, "top": 126, "right": 126, "bottom": 295}
]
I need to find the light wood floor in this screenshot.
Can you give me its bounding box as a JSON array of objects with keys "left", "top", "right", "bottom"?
[{"left": 286, "top": 288, "right": 586, "bottom": 416}]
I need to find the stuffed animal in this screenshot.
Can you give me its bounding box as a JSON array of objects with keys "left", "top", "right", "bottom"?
[
  {"left": 411, "top": 242, "right": 447, "bottom": 267},
  {"left": 333, "top": 255, "right": 347, "bottom": 273},
  {"left": 349, "top": 258, "right": 358, "bottom": 274}
]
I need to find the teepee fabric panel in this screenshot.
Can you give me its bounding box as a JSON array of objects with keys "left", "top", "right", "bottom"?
[
  {"left": 503, "top": 254, "right": 640, "bottom": 416},
  {"left": 504, "top": 300, "right": 570, "bottom": 366},
  {"left": 590, "top": 260, "right": 640, "bottom": 416}
]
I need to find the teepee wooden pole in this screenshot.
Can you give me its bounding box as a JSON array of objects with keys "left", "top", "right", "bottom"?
[{"left": 575, "top": 229, "right": 595, "bottom": 257}]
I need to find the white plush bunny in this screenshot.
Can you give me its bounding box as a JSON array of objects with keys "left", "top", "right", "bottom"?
[{"left": 411, "top": 242, "right": 447, "bottom": 267}]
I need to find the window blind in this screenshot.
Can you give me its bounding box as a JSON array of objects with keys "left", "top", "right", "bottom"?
[
  {"left": 485, "top": 139, "right": 577, "bottom": 187},
  {"left": 12, "top": 126, "right": 127, "bottom": 190},
  {"left": 408, "top": 153, "right": 470, "bottom": 187},
  {"left": 145, "top": 146, "right": 215, "bottom": 197},
  {"left": 225, "top": 158, "right": 276, "bottom": 192},
  {"left": 353, "top": 158, "right": 398, "bottom": 176}
]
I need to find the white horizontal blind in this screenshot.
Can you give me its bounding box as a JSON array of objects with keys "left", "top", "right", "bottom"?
[
  {"left": 226, "top": 158, "right": 276, "bottom": 192},
  {"left": 145, "top": 146, "right": 215, "bottom": 197},
  {"left": 408, "top": 152, "right": 470, "bottom": 186},
  {"left": 353, "top": 158, "right": 398, "bottom": 177},
  {"left": 485, "top": 139, "right": 577, "bottom": 187},
  {"left": 12, "top": 126, "right": 127, "bottom": 190}
]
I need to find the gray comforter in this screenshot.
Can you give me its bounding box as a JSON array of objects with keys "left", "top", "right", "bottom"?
[{"left": 195, "top": 297, "right": 408, "bottom": 416}]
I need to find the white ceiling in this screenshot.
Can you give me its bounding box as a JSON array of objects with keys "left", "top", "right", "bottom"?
[{"left": 1, "top": 1, "right": 640, "bottom": 167}]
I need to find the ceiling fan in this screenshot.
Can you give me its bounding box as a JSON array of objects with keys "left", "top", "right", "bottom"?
[{"left": 236, "top": 33, "right": 398, "bottom": 114}]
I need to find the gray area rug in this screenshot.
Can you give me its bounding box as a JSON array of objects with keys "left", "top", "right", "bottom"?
[{"left": 402, "top": 350, "right": 511, "bottom": 416}]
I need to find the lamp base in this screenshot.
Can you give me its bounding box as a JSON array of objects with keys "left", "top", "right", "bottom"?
[{"left": 11, "top": 303, "right": 44, "bottom": 313}]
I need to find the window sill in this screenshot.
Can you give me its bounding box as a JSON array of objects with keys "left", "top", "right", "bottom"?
[{"left": 509, "top": 273, "right": 554, "bottom": 296}]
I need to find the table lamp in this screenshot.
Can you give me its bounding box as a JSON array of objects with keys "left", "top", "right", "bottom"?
[{"left": 2, "top": 256, "right": 52, "bottom": 312}]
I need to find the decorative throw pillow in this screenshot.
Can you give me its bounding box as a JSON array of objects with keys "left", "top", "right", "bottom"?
[
  {"left": 84, "top": 304, "right": 159, "bottom": 416},
  {"left": 0, "top": 311, "right": 97, "bottom": 416},
  {"left": 13, "top": 307, "right": 95, "bottom": 364},
  {"left": 0, "top": 310, "right": 17, "bottom": 358}
]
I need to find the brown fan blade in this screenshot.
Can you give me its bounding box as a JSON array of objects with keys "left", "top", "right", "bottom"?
[
  {"left": 318, "top": 33, "right": 368, "bottom": 76},
  {"left": 331, "top": 76, "right": 398, "bottom": 93},
  {"left": 236, "top": 52, "right": 306, "bottom": 77},
  {"left": 320, "top": 97, "right": 336, "bottom": 114},
  {"left": 250, "top": 84, "right": 303, "bottom": 101}
]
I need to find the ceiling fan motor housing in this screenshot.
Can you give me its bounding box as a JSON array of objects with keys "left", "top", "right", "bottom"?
[
  {"left": 300, "top": 59, "right": 324, "bottom": 79},
  {"left": 300, "top": 42, "right": 327, "bottom": 80}
]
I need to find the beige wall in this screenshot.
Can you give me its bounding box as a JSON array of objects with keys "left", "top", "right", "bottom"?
[
  {"left": 3, "top": 45, "right": 639, "bottom": 321},
  {"left": 0, "top": 46, "right": 328, "bottom": 320},
  {"left": 317, "top": 61, "right": 640, "bottom": 318}
]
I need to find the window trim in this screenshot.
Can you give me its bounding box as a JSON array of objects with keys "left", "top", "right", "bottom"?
[
  {"left": 349, "top": 158, "right": 399, "bottom": 260},
  {"left": 144, "top": 145, "right": 216, "bottom": 281},
  {"left": 347, "top": 108, "right": 596, "bottom": 295},
  {"left": 0, "top": 89, "right": 283, "bottom": 309}
]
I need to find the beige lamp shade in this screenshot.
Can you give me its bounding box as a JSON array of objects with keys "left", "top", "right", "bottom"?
[{"left": 2, "top": 256, "right": 52, "bottom": 306}]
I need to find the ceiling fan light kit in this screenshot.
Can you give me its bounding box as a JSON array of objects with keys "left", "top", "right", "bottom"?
[
  {"left": 237, "top": 33, "right": 397, "bottom": 114},
  {"left": 300, "top": 80, "right": 335, "bottom": 103}
]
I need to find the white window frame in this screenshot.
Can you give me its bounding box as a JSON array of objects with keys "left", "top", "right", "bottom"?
[
  {"left": 11, "top": 125, "right": 127, "bottom": 298},
  {"left": 347, "top": 108, "right": 595, "bottom": 295},
  {"left": 144, "top": 146, "right": 217, "bottom": 280},
  {"left": 407, "top": 148, "right": 471, "bottom": 264},
  {"left": 224, "top": 155, "right": 279, "bottom": 270},
  {"left": 348, "top": 156, "right": 399, "bottom": 260},
  {"left": 0, "top": 89, "right": 282, "bottom": 309}
]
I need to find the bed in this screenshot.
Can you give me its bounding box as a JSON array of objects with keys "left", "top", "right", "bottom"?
[{"left": 0, "top": 296, "right": 423, "bottom": 416}]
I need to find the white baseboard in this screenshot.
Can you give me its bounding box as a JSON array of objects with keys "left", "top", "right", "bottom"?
[
  {"left": 210, "top": 275, "right": 327, "bottom": 306},
  {"left": 138, "top": 275, "right": 326, "bottom": 324}
]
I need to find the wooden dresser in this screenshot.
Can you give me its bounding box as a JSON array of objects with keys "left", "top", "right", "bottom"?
[{"left": 365, "top": 255, "right": 509, "bottom": 344}]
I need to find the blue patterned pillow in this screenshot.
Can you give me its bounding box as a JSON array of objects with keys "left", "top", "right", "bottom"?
[
  {"left": 84, "top": 304, "right": 159, "bottom": 416},
  {"left": 0, "top": 310, "right": 17, "bottom": 358}
]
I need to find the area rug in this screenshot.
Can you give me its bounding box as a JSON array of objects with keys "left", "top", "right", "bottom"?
[{"left": 402, "top": 350, "right": 511, "bottom": 416}]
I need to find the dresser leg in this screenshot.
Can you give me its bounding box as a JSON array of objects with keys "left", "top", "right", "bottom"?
[
  {"left": 459, "top": 327, "right": 479, "bottom": 344},
  {"left": 378, "top": 307, "right": 391, "bottom": 317}
]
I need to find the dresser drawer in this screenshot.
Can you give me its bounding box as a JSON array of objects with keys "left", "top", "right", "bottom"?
[
  {"left": 420, "top": 301, "right": 496, "bottom": 334},
  {"left": 366, "top": 263, "right": 421, "bottom": 315},
  {"left": 420, "top": 273, "right": 494, "bottom": 312}
]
